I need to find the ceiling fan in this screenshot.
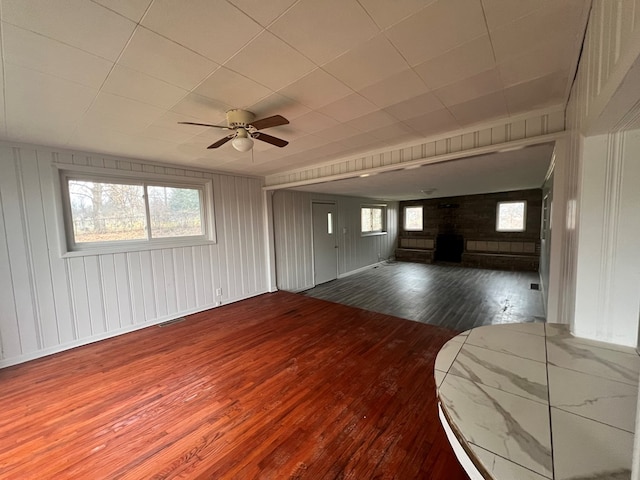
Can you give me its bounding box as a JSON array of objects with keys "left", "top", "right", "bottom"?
[{"left": 179, "top": 109, "right": 289, "bottom": 152}]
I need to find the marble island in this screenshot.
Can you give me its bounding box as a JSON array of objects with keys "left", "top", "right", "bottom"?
[{"left": 435, "top": 323, "right": 640, "bottom": 480}]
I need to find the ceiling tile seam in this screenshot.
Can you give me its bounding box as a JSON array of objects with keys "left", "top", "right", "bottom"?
[
  {"left": 0, "top": 7, "right": 8, "bottom": 137},
  {"left": 88, "top": 0, "right": 152, "bottom": 24},
  {"left": 64, "top": 21, "right": 155, "bottom": 146},
  {"left": 228, "top": 0, "right": 302, "bottom": 30},
  {"left": 477, "top": 0, "right": 511, "bottom": 119},
  {"left": 0, "top": 19, "right": 119, "bottom": 64}
]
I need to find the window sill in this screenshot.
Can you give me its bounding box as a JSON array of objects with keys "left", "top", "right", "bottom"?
[
  {"left": 361, "top": 231, "right": 388, "bottom": 237},
  {"left": 61, "top": 237, "right": 217, "bottom": 258}
]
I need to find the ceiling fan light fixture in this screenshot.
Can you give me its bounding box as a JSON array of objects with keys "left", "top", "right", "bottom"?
[{"left": 231, "top": 128, "right": 254, "bottom": 152}]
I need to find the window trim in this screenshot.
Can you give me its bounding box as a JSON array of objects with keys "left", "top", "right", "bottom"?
[
  {"left": 496, "top": 200, "right": 527, "bottom": 232},
  {"left": 360, "top": 204, "right": 388, "bottom": 236},
  {"left": 403, "top": 205, "right": 424, "bottom": 231},
  {"left": 54, "top": 164, "right": 216, "bottom": 257}
]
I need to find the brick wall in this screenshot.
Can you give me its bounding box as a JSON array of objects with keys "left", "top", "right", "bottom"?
[{"left": 398, "top": 189, "right": 542, "bottom": 271}]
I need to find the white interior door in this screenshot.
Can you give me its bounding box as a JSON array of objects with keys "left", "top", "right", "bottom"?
[{"left": 312, "top": 202, "right": 337, "bottom": 285}]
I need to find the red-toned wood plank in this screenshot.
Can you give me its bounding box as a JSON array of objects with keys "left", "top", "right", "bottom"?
[{"left": 0, "top": 291, "right": 469, "bottom": 479}]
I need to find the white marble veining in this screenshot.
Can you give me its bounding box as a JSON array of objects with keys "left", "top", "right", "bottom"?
[
  {"left": 547, "top": 333, "right": 640, "bottom": 386},
  {"left": 435, "top": 321, "right": 640, "bottom": 480},
  {"left": 548, "top": 364, "right": 638, "bottom": 433},
  {"left": 551, "top": 407, "right": 634, "bottom": 480},
  {"left": 434, "top": 338, "right": 464, "bottom": 373},
  {"left": 450, "top": 343, "right": 548, "bottom": 403},
  {"left": 470, "top": 443, "right": 551, "bottom": 480},
  {"left": 465, "top": 324, "right": 547, "bottom": 362},
  {"left": 439, "top": 374, "right": 553, "bottom": 477},
  {"left": 501, "top": 321, "right": 546, "bottom": 337}
]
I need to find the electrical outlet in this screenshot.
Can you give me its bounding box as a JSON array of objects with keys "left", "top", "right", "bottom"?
[{"left": 215, "top": 288, "right": 222, "bottom": 296}]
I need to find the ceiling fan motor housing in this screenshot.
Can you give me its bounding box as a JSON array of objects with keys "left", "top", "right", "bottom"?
[{"left": 227, "top": 109, "right": 256, "bottom": 129}]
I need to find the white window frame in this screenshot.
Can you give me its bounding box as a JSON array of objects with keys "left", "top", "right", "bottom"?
[
  {"left": 54, "top": 165, "right": 216, "bottom": 257},
  {"left": 360, "top": 204, "right": 387, "bottom": 236},
  {"left": 403, "top": 205, "right": 423, "bottom": 231},
  {"left": 496, "top": 200, "right": 527, "bottom": 232}
]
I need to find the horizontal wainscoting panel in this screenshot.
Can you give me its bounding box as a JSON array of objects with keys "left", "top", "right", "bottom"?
[{"left": 0, "top": 145, "right": 268, "bottom": 367}]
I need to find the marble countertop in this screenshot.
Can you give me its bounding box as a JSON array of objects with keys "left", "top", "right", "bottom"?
[{"left": 435, "top": 323, "right": 640, "bottom": 480}]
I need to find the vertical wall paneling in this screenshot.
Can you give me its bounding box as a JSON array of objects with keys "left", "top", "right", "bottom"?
[
  {"left": 0, "top": 142, "right": 271, "bottom": 367},
  {"left": 273, "top": 190, "right": 398, "bottom": 292},
  {"left": 0, "top": 148, "right": 40, "bottom": 353},
  {"left": 84, "top": 255, "right": 107, "bottom": 335},
  {"left": 0, "top": 186, "right": 22, "bottom": 359}
]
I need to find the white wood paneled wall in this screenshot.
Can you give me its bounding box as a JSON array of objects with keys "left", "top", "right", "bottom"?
[
  {"left": 273, "top": 190, "right": 398, "bottom": 292},
  {"left": 0, "top": 144, "right": 268, "bottom": 367}
]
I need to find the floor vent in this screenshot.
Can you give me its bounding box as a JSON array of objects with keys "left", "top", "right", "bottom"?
[
  {"left": 530, "top": 283, "right": 540, "bottom": 290},
  {"left": 158, "top": 317, "right": 186, "bottom": 327}
]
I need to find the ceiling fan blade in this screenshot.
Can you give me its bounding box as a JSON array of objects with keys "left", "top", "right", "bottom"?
[
  {"left": 207, "top": 136, "right": 233, "bottom": 149},
  {"left": 251, "top": 115, "right": 289, "bottom": 130},
  {"left": 255, "top": 132, "right": 288, "bottom": 148},
  {"left": 178, "top": 121, "right": 229, "bottom": 129}
]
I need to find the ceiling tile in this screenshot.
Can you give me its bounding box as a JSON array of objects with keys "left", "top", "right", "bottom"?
[
  {"left": 194, "top": 67, "right": 271, "bottom": 110},
  {"left": 314, "top": 122, "right": 362, "bottom": 142},
  {"left": 358, "top": 0, "right": 436, "bottom": 29},
  {"left": 323, "top": 34, "right": 409, "bottom": 90},
  {"left": 384, "top": 92, "right": 445, "bottom": 120},
  {"left": 269, "top": 0, "right": 379, "bottom": 65},
  {"left": 481, "top": 0, "right": 552, "bottom": 31},
  {"left": 137, "top": 124, "right": 200, "bottom": 144},
  {"left": 141, "top": 0, "right": 263, "bottom": 64},
  {"left": 385, "top": 0, "right": 487, "bottom": 66},
  {"left": 225, "top": 31, "right": 316, "bottom": 91},
  {"left": 103, "top": 65, "right": 188, "bottom": 109},
  {"left": 403, "top": 108, "right": 460, "bottom": 136},
  {"left": 318, "top": 94, "right": 378, "bottom": 122},
  {"left": 346, "top": 111, "right": 399, "bottom": 133},
  {"left": 2, "top": 23, "right": 113, "bottom": 90},
  {"left": 170, "top": 93, "right": 231, "bottom": 124},
  {"left": 504, "top": 71, "right": 569, "bottom": 114},
  {"left": 117, "top": 27, "right": 218, "bottom": 91},
  {"left": 433, "top": 68, "right": 503, "bottom": 107},
  {"left": 498, "top": 39, "right": 575, "bottom": 88},
  {"left": 92, "top": 0, "right": 153, "bottom": 22},
  {"left": 414, "top": 35, "right": 496, "bottom": 90},
  {"left": 359, "top": 69, "right": 430, "bottom": 108},
  {"left": 248, "top": 93, "right": 311, "bottom": 121},
  {"left": 82, "top": 92, "right": 165, "bottom": 133},
  {"left": 366, "top": 122, "right": 417, "bottom": 142},
  {"left": 227, "top": 0, "right": 298, "bottom": 27},
  {"left": 2, "top": 0, "right": 136, "bottom": 61},
  {"left": 448, "top": 91, "right": 509, "bottom": 126},
  {"left": 5, "top": 63, "right": 97, "bottom": 144},
  {"left": 293, "top": 111, "right": 340, "bottom": 134},
  {"left": 490, "top": 1, "right": 588, "bottom": 63},
  {"left": 278, "top": 68, "right": 353, "bottom": 109}
]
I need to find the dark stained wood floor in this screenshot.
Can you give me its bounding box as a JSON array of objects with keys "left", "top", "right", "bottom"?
[
  {"left": 0, "top": 291, "right": 469, "bottom": 480},
  {"left": 303, "top": 262, "right": 545, "bottom": 331}
]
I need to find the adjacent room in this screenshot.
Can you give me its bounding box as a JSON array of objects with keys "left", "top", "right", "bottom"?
[{"left": 1, "top": 1, "right": 639, "bottom": 479}]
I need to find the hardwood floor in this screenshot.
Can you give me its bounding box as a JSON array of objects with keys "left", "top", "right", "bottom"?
[
  {"left": 303, "top": 261, "right": 545, "bottom": 331},
  {"left": 0, "top": 291, "right": 469, "bottom": 480}
]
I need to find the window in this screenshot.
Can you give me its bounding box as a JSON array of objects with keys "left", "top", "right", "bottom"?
[
  {"left": 327, "top": 212, "right": 333, "bottom": 234},
  {"left": 404, "top": 206, "right": 423, "bottom": 231},
  {"left": 59, "top": 171, "right": 214, "bottom": 253},
  {"left": 361, "top": 205, "right": 386, "bottom": 234},
  {"left": 496, "top": 201, "right": 526, "bottom": 232}
]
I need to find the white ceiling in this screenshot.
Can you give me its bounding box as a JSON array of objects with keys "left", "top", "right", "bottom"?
[
  {"left": 292, "top": 142, "right": 555, "bottom": 201},
  {"left": 0, "top": 0, "right": 589, "bottom": 183}
]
